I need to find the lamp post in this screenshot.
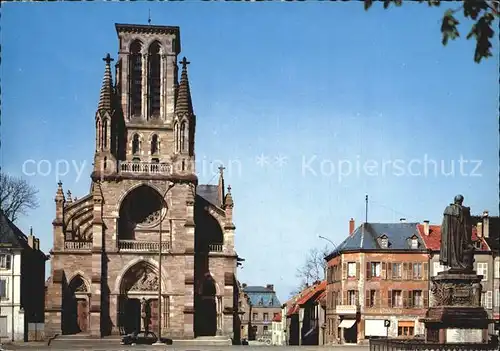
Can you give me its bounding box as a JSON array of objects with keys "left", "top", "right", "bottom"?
[
  {"left": 318, "top": 235, "right": 337, "bottom": 250},
  {"left": 154, "top": 184, "right": 175, "bottom": 344}
]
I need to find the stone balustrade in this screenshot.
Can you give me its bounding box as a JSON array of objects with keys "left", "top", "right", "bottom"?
[
  {"left": 118, "top": 240, "right": 171, "bottom": 252},
  {"left": 209, "top": 244, "right": 223, "bottom": 252},
  {"left": 64, "top": 241, "right": 92, "bottom": 250},
  {"left": 120, "top": 161, "right": 173, "bottom": 175}
]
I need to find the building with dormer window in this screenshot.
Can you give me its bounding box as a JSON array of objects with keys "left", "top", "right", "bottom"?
[
  {"left": 324, "top": 219, "right": 430, "bottom": 344},
  {"left": 44, "top": 23, "right": 242, "bottom": 342}
]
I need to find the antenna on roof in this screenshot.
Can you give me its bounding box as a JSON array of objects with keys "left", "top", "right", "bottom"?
[
  {"left": 148, "top": 9, "right": 152, "bottom": 25},
  {"left": 365, "top": 194, "right": 368, "bottom": 224}
]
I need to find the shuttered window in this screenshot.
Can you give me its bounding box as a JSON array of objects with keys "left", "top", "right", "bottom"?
[{"left": 0, "top": 278, "right": 7, "bottom": 299}]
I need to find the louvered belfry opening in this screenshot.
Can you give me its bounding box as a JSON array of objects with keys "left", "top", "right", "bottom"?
[
  {"left": 129, "top": 40, "right": 142, "bottom": 118},
  {"left": 148, "top": 41, "right": 161, "bottom": 118}
]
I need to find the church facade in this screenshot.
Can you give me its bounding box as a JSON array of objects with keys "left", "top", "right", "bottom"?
[{"left": 44, "top": 23, "right": 241, "bottom": 340}]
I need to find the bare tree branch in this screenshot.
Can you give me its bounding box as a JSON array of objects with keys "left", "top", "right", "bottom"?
[
  {"left": 0, "top": 172, "right": 39, "bottom": 222},
  {"left": 294, "top": 245, "right": 330, "bottom": 294}
]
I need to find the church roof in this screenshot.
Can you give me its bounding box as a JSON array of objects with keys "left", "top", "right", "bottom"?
[
  {"left": 0, "top": 210, "right": 29, "bottom": 249},
  {"left": 326, "top": 222, "right": 426, "bottom": 259},
  {"left": 196, "top": 185, "right": 219, "bottom": 208}
]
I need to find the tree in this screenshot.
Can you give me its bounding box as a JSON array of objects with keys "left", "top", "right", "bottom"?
[
  {"left": 364, "top": 0, "right": 499, "bottom": 63},
  {"left": 0, "top": 172, "right": 39, "bottom": 222},
  {"left": 292, "top": 245, "right": 331, "bottom": 296}
]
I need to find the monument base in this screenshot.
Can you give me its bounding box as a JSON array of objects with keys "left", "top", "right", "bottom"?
[{"left": 420, "top": 270, "right": 493, "bottom": 344}]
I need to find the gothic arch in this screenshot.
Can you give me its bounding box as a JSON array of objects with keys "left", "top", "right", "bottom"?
[
  {"left": 144, "top": 38, "right": 166, "bottom": 54},
  {"left": 129, "top": 39, "right": 143, "bottom": 117},
  {"left": 68, "top": 273, "right": 90, "bottom": 293},
  {"left": 130, "top": 133, "right": 143, "bottom": 155},
  {"left": 115, "top": 182, "right": 169, "bottom": 213},
  {"left": 117, "top": 184, "right": 167, "bottom": 240},
  {"left": 196, "top": 272, "right": 221, "bottom": 296},
  {"left": 113, "top": 257, "right": 167, "bottom": 294},
  {"left": 149, "top": 133, "right": 160, "bottom": 155}
]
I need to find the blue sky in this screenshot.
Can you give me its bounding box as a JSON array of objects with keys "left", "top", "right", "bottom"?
[{"left": 1, "top": 2, "right": 498, "bottom": 302}]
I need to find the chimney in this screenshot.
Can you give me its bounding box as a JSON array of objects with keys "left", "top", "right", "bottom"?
[
  {"left": 266, "top": 284, "right": 274, "bottom": 291},
  {"left": 35, "top": 238, "right": 40, "bottom": 251},
  {"left": 423, "top": 220, "right": 430, "bottom": 236},
  {"left": 28, "top": 226, "right": 35, "bottom": 249},
  {"left": 400, "top": 218, "right": 406, "bottom": 223},
  {"left": 483, "top": 210, "right": 489, "bottom": 238},
  {"left": 349, "top": 218, "right": 355, "bottom": 235},
  {"left": 477, "top": 222, "right": 483, "bottom": 238}
]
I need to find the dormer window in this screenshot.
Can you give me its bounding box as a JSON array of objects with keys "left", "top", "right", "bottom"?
[
  {"left": 378, "top": 234, "right": 390, "bottom": 249},
  {"left": 381, "top": 238, "right": 388, "bottom": 249},
  {"left": 411, "top": 237, "right": 419, "bottom": 249},
  {"left": 258, "top": 297, "right": 264, "bottom": 306}
]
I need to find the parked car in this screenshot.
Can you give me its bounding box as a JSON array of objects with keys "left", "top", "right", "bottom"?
[{"left": 121, "top": 331, "right": 157, "bottom": 345}]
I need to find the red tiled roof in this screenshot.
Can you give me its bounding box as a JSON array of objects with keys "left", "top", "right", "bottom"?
[
  {"left": 417, "top": 224, "right": 489, "bottom": 251},
  {"left": 296, "top": 280, "right": 327, "bottom": 306},
  {"left": 315, "top": 290, "right": 327, "bottom": 307},
  {"left": 272, "top": 312, "right": 282, "bottom": 322}
]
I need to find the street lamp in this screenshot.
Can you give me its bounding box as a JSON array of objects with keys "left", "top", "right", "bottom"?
[
  {"left": 318, "top": 235, "right": 337, "bottom": 250},
  {"left": 154, "top": 183, "right": 175, "bottom": 344}
]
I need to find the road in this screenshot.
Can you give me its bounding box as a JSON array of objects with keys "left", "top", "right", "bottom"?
[{"left": 2, "top": 340, "right": 369, "bottom": 351}]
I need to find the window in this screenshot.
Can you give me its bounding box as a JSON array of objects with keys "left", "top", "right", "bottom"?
[
  {"left": 252, "top": 313, "right": 258, "bottom": 320},
  {"left": 392, "top": 290, "right": 403, "bottom": 308},
  {"left": 371, "top": 262, "right": 381, "bottom": 277},
  {"left": 180, "top": 121, "right": 187, "bottom": 153},
  {"left": 398, "top": 326, "right": 414, "bottom": 337},
  {"left": 103, "top": 119, "right": 108, "bottom": 148},
  {"left": 148, "top": 41, "right": 161, "bottom": 118},
  {"left": 482, "top": 291, "right": 493, "bottom": 309},
  {"left": 129, "top": 40, "right": 143, "bottom": 117},
  {"left": 0, "top": 254, "right": 11, "bottom": 270},
  {"left": 477, "top": 262, "right": 488, "bottom": 281},
  {"left": 411, "top": 238, "right": 418, "bottom": 249},
  {"left": 263, "top": 313, "right": 269, "bottom": 321},
  {"left": 347, "top": 262, "right": 356, "bottom": 277},
  {"left": 132, "top": 134, "right": 140, "bottom": 154},
  {"left": 412, "top": 290, "right": 423, "bottom": 307},
  {"left": 392, "top": 263, "right": 402, "bottom": 279},
  {"left": 495, "top": 261, "right": 500, "bottom": 278},
  {"left": 381, "top": 238, "right": 388, "bottom": 248},
  {"left": 495, "top": 289, "right": 500, "bottom": 308},
  {"left": 151, "top": 134, "right": 159, "bottom": 155},
  {"left": 0, "top": 316, "right": 7, "bottom": 338},
  {"left": 413, "top": 263, "right": 423, "bottom": 279},
  {"left": 0, "top": 278, "right": 7, "bottom": 300},
  {"left": 347, "top": 290, "right": 357, "bottom": 305},
  {"left": 274, "top": 312, "right": 279, "bottom": 319},
  {"left": 367, "top": 290, "right": 377, "bottom": 307},
  {"left": 263, "top": 325, "right": 268, "bottom": 333}
]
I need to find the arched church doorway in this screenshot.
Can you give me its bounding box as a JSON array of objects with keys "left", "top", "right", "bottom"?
[
  {"left": 63, "top": 275, "right": 89, "bottom": 335},
  {"left": 118, "top": 261, "right": 161, "bottom": 335},
  {"left": 195, "top": 274, "right": 219, "bottom": 337}
]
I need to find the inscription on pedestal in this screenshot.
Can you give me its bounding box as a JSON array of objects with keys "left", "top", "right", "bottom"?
[{"left": 446, "top": 328, "right": 482, "bottom": 343}]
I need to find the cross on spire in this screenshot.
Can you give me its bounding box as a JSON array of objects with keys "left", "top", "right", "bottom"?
[
  {"left": 218, "top": 165, "right": 225, "bottom": 176},
  {"left": 148, "top": 9, "right": 151, "bottom": 25},
  {"left": 227, "top": 185, "right": 232, "bottom": 193},
  {"left": 103, "top": 53, "right": 114, "bottom": 65},
  {"left": 180, "top": 57, "right": 190, "bottom": 69}
]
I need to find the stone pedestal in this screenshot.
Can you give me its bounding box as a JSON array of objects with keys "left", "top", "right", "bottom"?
[{"left": 420, "top": 271, "right": 492, "bottom": 344}]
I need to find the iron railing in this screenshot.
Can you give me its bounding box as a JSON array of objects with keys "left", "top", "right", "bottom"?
[{"left": 369, "top": 338, "right": 498, "bottom": 351}]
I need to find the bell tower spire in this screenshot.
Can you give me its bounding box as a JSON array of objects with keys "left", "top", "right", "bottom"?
[
  {"left": 94, "top": 53, "right": 117, "bottom": 175},
  {"left": 174, "top": 57, "right": 196, "bottom": 159}
]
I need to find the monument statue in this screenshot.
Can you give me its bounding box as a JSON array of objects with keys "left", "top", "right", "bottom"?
[
  {"left": 141, "top": 298, "right": 149, "bottom": 333},
  {"left": 440, "top": 194, "right": 474, "bottom": 271}
]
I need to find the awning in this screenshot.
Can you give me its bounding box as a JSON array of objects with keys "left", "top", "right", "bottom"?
[
  {"left": 339, "top": 319, "right": 356, "bottom": 329},
  {"left": 398, "top": 321, "right": 414, "bottom": 328}
]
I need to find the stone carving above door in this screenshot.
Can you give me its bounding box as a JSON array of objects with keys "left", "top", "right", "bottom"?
[{"left": 130, "top": 270, "right": 159, "bottom": 291}]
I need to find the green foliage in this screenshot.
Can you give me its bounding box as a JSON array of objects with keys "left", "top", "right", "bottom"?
[{"left": 364, "top": 0, "right": 499, "bottom": 63}]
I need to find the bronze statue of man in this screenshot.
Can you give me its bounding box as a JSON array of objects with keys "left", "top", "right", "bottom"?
[{"left": 440, "top": 195, "right": 473, "bottom": 271}]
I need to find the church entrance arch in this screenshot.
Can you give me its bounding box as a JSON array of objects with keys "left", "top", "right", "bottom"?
[
  {"left": 63, "top": 275, "right": 89, "bottom": 335},
  {"left": 195, "top": 273, "right": 221, "bottom": 337},
  {"left": 117, "top": 261, "right": 161, "bottom": 335}
]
